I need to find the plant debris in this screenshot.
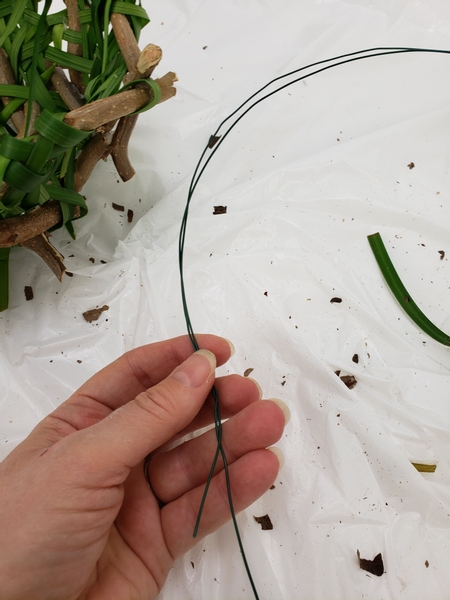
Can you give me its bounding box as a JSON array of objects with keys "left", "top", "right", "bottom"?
[
  {"left": 407, "top": 162, "right": 415, "bottom": 169},
  {"left": 335, "top": 370, "right": 357, "bottom": 389},
  {"left": 208, "top": 135, "right": 221, "bottom": 148},
  {"left": 330, "top": 297, "right": 342, "bottom": 303},
  {"left": 213, "top": 205, "right": 227, "bottom": 215},
  {"left": 357, "top": 550, "right": 384, "bottom": 576},
  {"left": 411, "top": 462, "right": 437, "bottom": 473},
  {"left": 112, "top": 203, "right": 125, "bottom": 212},
  {"left": 244, "top": 368, "right": 254, "bottom": 377},
  {"left": 438, "top": 250, "right": 445, "bottom": 260},
  {"left": 82, "top": 305, "right": 109, "bottom": 323},
  {"left": 254, "top": 514, "right": 273, "bottom": 530},
  {"left": 340, "top": 374, "right": 357, "bottom": 389},
  {"left": 24, "top": 286, "right": 34, "bottom": 301}
]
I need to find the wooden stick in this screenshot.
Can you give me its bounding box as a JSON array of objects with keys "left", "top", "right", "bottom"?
[
  {"left": 64, "top": 87, "right": 151, "bottom": 130},
  {"left": 110, "top": 115, "right": 138, "bottom": 181},
  {"left": 16, "top": 100, "right": 41, "bottom": 138},
  {"left": 125, "top": 44, "right": 163, "bottom": 84},
  {"left": 74, "top": 132, "right": 112, "bottom": 191},
  {"left": 155, "top": 72, "right": 178, "bottom": 103},
  {"left": 0, "top": 201, "right": 70, "bottom": 247},
  {"left": 0, "top": 48, "right": 25, "bottom": 133},
  {"left": 64, "top": 0, "right": 85, "bottom": 93},
  {"left": 50, "top": 66, "right": 84, "bottom": 111},
  {"left": 110, "top": 13, "right": 140, "bottom": 73},
  {"left": 21, "top": 232, "right": 66, "bottom": 281}
]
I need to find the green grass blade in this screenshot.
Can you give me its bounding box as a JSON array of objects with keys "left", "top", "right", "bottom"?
[
  {"left": 368, "top": 232, "right": 450, "bottom": 346},
  {"left": 44, "top": 47, "right": 94, "bottom": 73},
  {"left": 0, "top": 84, "right": 29, "bottom": 98},
  {"left": 0, "top": 0, "right": 28, "bottom": 47}
]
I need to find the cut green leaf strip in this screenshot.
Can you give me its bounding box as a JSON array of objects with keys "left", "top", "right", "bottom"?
[
  {"left": 412, "top": 463, "right": 437, "bottom": 473},
  {"left": 368, "top": 232, "right": 450, "bottom": 346}
]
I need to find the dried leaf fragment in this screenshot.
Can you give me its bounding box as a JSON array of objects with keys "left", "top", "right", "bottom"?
[
  {"left": 357, "top": 550, "right": 384, "bottom": 576},
  {"left": 83, "top": 305, "right": 109, "bottom": 323},
  {"left": 213, "top": 205, "right": 227, "bottom": 215},
  {"left": 411, "top": 462, "right": 437, "bottom": 473},
  {"left": 340, "top": 374, "right": 357, "bottom": 389},
  {"left": 244, "top": 368, "right": 254, "bottom": 377},
  {"left": 208, "top": 135, "right": 221, "bottom": 148},
  {"left": 254, "top": 514, "right": 273, "bottom": 530}
]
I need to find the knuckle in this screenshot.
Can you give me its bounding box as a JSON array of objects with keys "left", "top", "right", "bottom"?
[{"left": 134, "top": 382, "right": 180, "bottom": 426}]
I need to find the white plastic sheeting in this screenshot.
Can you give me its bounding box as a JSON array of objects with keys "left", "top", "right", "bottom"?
[{"left": 2, "top": 1, "right": 450, "bottom": 598}]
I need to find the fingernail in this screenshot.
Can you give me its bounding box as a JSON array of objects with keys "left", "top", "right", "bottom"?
[
  {"left": 268, "top": 398, "right": 291, "bottom": 425},
  {"left": 247, "top": 377, "right": 263, "bottom": 400},
  {"left": 172, "top": 349, "right": 216, "bottom": 388},
  {"left": 268, "top": 446, "right": 285, "bottom": 469},
  {"left": 223, "top": 338, "right": 235, "bottom": 357}
]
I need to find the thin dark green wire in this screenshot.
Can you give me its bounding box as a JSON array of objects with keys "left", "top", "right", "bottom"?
[{"left": 179, "top": 46, "right": 450, "bottom": 599}]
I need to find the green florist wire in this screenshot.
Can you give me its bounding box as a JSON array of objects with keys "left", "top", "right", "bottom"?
[{"left": 178, "top": 46, "right": 450, "bottom": 598}]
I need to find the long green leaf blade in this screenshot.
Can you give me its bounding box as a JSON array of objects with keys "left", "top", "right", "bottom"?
[
  {"left": 368, "top": 232, "right": 450, "bottom": 346},
  {"left": 0, "top": 0, "right": 28, "bottom": 47}
]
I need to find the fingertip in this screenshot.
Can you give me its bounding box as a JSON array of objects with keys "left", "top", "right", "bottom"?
[
  {"left": 223, "top": 338, "right": 235, "bottom": 357},
  {"left": 267, "top": 446, "right": 285, "bottom": 470},
  {"left": 247, "top": 377, "right": 263, "bottom": 400},
  {"left": 267, "top": 398, "right": 291, "bottom": 425}
]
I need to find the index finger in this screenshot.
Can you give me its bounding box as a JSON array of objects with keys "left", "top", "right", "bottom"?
[{"left": 52, "top": 335, "right": 234, "bottom": 429}]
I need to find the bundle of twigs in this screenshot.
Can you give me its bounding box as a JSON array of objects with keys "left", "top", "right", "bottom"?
[{"left": 0, "top": 0, "right": 176, "bottom": 310}]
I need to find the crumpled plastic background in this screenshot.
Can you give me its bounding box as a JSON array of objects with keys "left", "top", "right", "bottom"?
[{"left": 2, "top": 0, "right": 450, "bottom": 598}]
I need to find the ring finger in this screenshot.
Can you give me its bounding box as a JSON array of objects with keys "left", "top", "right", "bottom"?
[{"left": 148, "top": 398, "right": 288, "bottom": 504}]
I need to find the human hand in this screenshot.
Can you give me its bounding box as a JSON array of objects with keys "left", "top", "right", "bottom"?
[{"left": 0, "top": 334, "right": 288, "bottom": 600}]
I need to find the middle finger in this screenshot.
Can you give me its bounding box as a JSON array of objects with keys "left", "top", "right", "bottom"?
[{"left": 148, "top": 398, "right": 287, "bottom": 504}]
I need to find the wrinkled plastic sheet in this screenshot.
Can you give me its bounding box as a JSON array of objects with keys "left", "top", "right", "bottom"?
[{"left": 2, "top": 1, "right": 450, "bottom": 598}]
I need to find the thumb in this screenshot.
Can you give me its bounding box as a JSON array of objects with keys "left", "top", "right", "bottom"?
[{"left": 73, "top": 349, "right": 217, "bottom": 474}]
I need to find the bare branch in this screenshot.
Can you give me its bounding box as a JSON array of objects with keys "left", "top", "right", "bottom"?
[
  {"left": 50, "top": 66, "right": 84, "bottom": 111},
  {"left": 0, "top": 201, "right": 81, "bottom": 248},
  {"left": 155, "top": 72, "right": 178, "bottom": 103},
  {"left": 64, "top": 0, "right": 85, "bottom": 93},
  {"left": 110, "top": 115, "right": 138, "bottom": 181},
  {"left": 21, "top": 233, "right": 66, "bottom": 280},
  {"left": 0, "top": 49, "right": 25, "bottom": 132},
  {"left": 110, "top": 13, "right": 140, "bottom": 72},
  {"left": 74, "top": 132, "right": 113, "bottom": 191},
  {"left": 64, "top": 87, "right": 151, "bottom": 130}
]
